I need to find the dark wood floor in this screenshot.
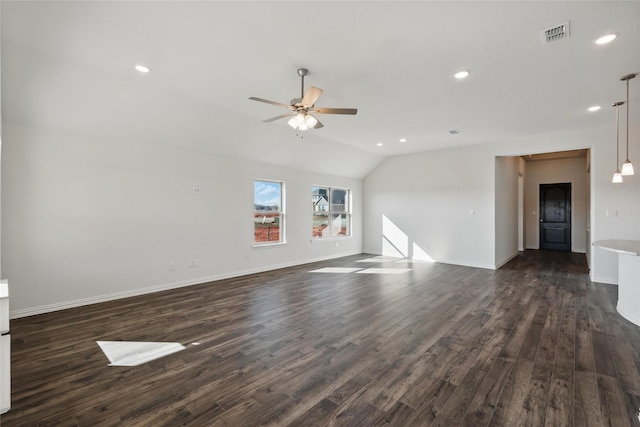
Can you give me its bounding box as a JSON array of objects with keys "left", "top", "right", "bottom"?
[{"left": 2, "top": 251, "right": 640, "bottom": 426}]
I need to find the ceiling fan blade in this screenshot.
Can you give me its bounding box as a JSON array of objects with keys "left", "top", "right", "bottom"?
[
  {"left": 263, "top": 113, "right": 294, "bottom": 123},
  {"left": 311, "top": 107, "right": 358, "bottom": 115},
  {"left": 249, "top": 97, "right": 293, "bottom": 110},
  {"left": 301, "top": 87, "right": 323, "bottom": 107}
]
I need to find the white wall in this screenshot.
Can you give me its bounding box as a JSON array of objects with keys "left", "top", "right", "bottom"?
[
  {"left": 495, "top": 156, "right": 522, "bottom": 267},
  {"left": 1, "top": 123, "right": 363, "bottom": 316},
  {"left": 363, "top": 145, "right": 496, "bottom": 269},
  {"left": 363, "top": 126, "right": 639, "bottom": 279},
  {"left": 3, "top": 117, "right": 638, "bottom": 316},
  {"left": 523, "top": 156, "right": 589, "bottom": 253},
  {"left": 590, "top": 143, "right": 640, "bottom": 284}
]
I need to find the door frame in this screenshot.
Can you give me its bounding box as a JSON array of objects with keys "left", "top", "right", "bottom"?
[{"left": 518, "top": 173, "right": 524, "bottom": 251}]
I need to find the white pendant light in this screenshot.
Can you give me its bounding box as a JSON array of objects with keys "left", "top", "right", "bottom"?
[
  {"left": 613, "top": 171, "right": 624, "bottom": 183},
  {"left": 612, "top": 101, "right": 624, "bottom": 183},
  {"left": 621, "top": 73, "right": 636, "bottom": 175},
  {"left": 622, "top": 160, "right": 635, "bottom": 175}
]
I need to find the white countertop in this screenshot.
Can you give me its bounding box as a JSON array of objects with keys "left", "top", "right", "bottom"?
[{"left": 593, "top": 240, "right": 640, "bottom": 256}]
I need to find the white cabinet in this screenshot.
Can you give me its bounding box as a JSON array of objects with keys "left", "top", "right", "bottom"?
[
  {"left": 593, "top": 240, "right": 640, "bottom": 327},
  {"left": 0, "top": 279, "right": 9, "bottom": 414},
  {"left": 0, "top": 335, "right": 9, "bottom": 414}
]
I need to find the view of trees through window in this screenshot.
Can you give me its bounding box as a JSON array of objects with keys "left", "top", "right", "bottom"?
[
  {"left": 254, "top": 180, "right": 283, "bottom": 244},
  {"left": 312, "top": 186, "right": 351, "bottom": 238}
]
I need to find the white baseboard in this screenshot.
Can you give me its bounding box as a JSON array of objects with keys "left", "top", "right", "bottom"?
[
  {"left": 437, "top": 259, "right": 496, "bottom": 270},
  {"left": 617, "top": 304, "right": 640, "bottom": 326},
  {"left": 9, "top": 251, "right": 360, "bottom": 319},
  {"left": 494, "top": 252, "right": 520, "bottom": 269},
  {"left": 590, "top": 271, "right": 617, "bottom": 285}
]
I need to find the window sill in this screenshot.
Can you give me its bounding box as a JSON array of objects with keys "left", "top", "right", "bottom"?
[
  {"left": 253, "top": 241, "right": 287, "bottom": 248},
  {"left": 311, "top": 236, "right": 352, "bottom": 242}
]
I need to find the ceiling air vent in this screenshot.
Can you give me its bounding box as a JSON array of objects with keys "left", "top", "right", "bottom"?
[{"left": 541, "top": 21, "right": 570, "bottom": 45}]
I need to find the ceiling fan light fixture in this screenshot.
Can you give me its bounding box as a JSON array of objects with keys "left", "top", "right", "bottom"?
[
  {"left": 298, "top": 122, "right": 309, "bottom": 131},
  {"left": 305, "top": 114, "right": 318, "bottom": 128},
  {"left": 287, "top": 116, "right": 298, "bottom": 129}
]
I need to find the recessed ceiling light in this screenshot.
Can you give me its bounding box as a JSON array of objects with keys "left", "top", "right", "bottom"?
[
  {"left": 594, "top": 34, "right": 617, "bottom": 45},
  {"left": 135, "top": 64, "right": 150, "bottom": 73},
  {"left": 588, "top": 105, "right": 602, "bottom": 112},
  {"left": 376, "top": 142, "right": 383, "bottom": 147},
  {"left": 399, "top": 138, "right": 407, "bottom": 143},
  {"left": 454, "top": 70, "right": 470, "bottom": 79}
]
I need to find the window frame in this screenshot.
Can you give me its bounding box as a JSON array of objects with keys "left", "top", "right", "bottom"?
[
  {"left": 253, "top": 179, "right": 285, "bottom": 246},
  {"left": 312, "top": 186, "right": 352, "bottom": 239}
]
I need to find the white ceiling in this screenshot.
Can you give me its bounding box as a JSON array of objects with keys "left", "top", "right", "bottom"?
[{"left": 2, "top": 1, "right": 639, "bottom": 177}]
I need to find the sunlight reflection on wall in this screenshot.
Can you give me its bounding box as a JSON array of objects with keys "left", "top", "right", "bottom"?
[{"left": 382, "top": 215, "right": 435, "bottom": 262}]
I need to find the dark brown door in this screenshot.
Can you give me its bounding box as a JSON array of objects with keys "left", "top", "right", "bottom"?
[{"left": 539, "top": 183, "right": 571, "bottom": 251}]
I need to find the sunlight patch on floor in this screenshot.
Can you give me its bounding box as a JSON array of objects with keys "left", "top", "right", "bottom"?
[
  {"left": 356, "top": 257, "right": 404, "bottom": 263},
  {"left": 356, "top": 268, "right": 413, "bottom": 274},
  {"left": 97, "top": 341, "right": 185, "bottom": 367},
  {"left": 310, "top": 267, "right": 364, "bottom": 273}
]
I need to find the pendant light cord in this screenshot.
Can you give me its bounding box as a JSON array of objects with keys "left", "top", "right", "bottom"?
[
  {"left": 626, "top": 78, "right": 630, "bottom": 161},
  {"left": 617, "top": 104, "right": 621, "bottom": 168}
]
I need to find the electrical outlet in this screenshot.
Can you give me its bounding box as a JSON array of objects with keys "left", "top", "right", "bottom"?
[{"left": 193, "top": 187, "right": 201, "bottom": 196}]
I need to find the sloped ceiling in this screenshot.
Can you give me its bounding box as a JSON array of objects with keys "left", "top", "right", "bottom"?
[{"left": 2, "top": 1, "right": 639, "bottom": 178}]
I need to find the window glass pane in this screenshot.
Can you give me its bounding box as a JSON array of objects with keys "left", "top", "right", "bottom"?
[
  {"left": 312, "top": 187, "right": 329, "bottom": 212},
  {"left": 331, "top": 214, "right": 349, "bottom": 236},
  {"left": 254, "top": 180, "right": 283, "bottom": 244},
  {"left": 331, "top": 189, "right": 348, "bottom": 212},
  {"left": 312, "top": 186, "right": 351, "bottom": 239},
  {"left": 255, "top": 181, "right": 281, "bottom": 211},
  {"left": 254, "top": 213, "right": 281, "bottom": 243},
  {"left": 312, "top": 213, "right": 330, "bottom": 238}
]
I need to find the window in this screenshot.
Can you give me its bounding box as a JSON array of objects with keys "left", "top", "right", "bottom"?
[
  {"left": 254, "top": 180, "right": 284, "bottom": 244},
  {"left": 312, "top": 186, "right": 351, "bottom": 238}
]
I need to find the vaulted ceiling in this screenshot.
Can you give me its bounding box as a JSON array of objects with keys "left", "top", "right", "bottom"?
[{"left": 2, "top": 1, "right": 639, "bottom": 177}]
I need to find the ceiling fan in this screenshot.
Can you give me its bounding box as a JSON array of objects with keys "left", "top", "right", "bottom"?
[{"left": 249, "top": 68, "right": 357, "bottom": 131}]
